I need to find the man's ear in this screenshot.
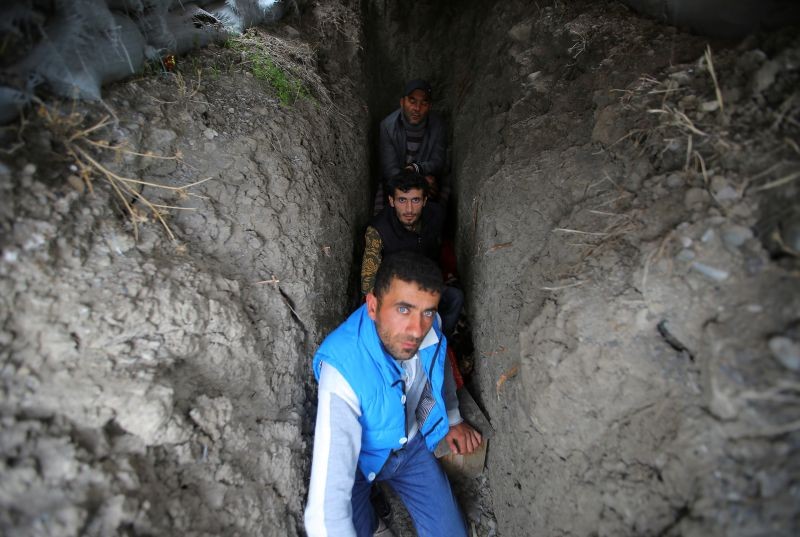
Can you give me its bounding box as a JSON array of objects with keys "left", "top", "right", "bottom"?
[
  {"left": 388, "top": 195, "right": 395, "bottom": 208},
  {"left": 399, "top": 97, "right": 405, "bottom": 108},
  {"left": 366, "top": 292, "right": 378, "bottom": 320}
]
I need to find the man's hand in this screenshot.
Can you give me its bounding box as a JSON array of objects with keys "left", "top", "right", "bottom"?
[
  {"left": 424, "top": 175, "right": 439, "bottom": 199},
  {"left": 445, "top": 422, "right": 482, "bottom": 455}
]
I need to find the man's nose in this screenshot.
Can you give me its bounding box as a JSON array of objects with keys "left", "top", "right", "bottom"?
[{"left": 406, "top": 314, "right": 425, "bottom": 339}]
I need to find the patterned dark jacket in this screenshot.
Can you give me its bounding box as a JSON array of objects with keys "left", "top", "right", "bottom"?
[{"left": 378, "top": 108, "right": 448, "bottom": 182}]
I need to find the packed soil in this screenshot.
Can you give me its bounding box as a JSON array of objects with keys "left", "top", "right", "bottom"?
[
  {"left": 448, "top": 3, "right": 800, "bottom": 536},
  {"left": 1, "top": 4, "right": 369, "bottom": 535},
  {"left": 1, "top": 1, "right": 799, "bottom": 536}
]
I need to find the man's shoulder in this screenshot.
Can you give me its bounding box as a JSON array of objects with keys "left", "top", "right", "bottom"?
[
  {"left": 318, "top": 306, "right": 366, "bottom": 354},
  {"left": 368, "top": 206, "right": 393, "bottom": 232},
  {"left": 423, "top": 200, "right": 445, "bottom": 221},
  {"left": 380, "top": 108, "right": 402, "bottom": 128},
  {"left": 315, "top": 305, "right": 385, "bottom": 388}
]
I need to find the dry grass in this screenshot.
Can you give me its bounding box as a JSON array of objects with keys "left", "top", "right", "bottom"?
[
  {"left": 553, "top": 228, "right": 609, "bottom": 237},
  {"left": 152, "top": 69, "right": 206, "bottom": 106},
  {"left": 740, "top": 380, "right": 800, "bottom": 403},
  {"left": 229, "top": 28, "right": 333, "bottom": 111},
  {"left": 641, "top": 231, "right": 675, "bottom": 294},
  {"left": 751, "top": 170, "right": 800, "bottom": 192},
  {"left": 772, "top": 93, "right": 799, "bottom": 130},
  {"left": 485, "top": 241, "right": 513, "bottom": 253},
  {"left": 37, "top": 104, "right": 209, "bottom": 242},
  {"left": 692, "top": 150, "right": 710, "bottom": 185},
  {"left": 312, "top": 2, "right": 362, "bottom": 48},
  {"left": 555, "top": 190, "right": 639, "bottom": 248},
  {"left": 599, "top": 39, "right": 800, "bottom": 313},
  {"left": 623, "top": 42, "right": 800, "bottom": 202},
  {"left": 545, "top": 201, "right": 640, "bottom": 286},
  {"left": 648, "top": 105, "right": 708, "bottom": 137},
  {"left": 703, "top": 45, "right": 725, "bottom": 116},
  {"left": 568, "top": 31, "right": 587, "bottom": 60},
  {"left": 496, "top": 364, "right": 520, "bottom": 398},
  {"left": 540, "top": 280, "right": 586, "bottom": 292}
]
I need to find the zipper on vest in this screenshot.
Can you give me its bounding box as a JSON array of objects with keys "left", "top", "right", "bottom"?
[
  {"left": 391, "top": 378, "right": 409, "bottom": 438},
  {"left": 428, "top": 336, "right": 442, "bottom": 381}
]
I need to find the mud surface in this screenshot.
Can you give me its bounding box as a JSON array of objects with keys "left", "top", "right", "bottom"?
[
  {"left": 2, "top": 0, "right": 800, "bottom": 536},
  {"left": 1, "top": 4, "right": 368, "bottom": 535},
  {"left": 361, "top": 0, "right": 799, "bottom": 535},
  {"left": 448, "top": 3, "right": 800, "bottom": 536}
]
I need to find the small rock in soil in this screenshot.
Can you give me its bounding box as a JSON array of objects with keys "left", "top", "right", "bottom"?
[
  {"left": 721, "top": 224, "right": 753, "bottom": 250},
  {"left": 768, "top": 336, "right": 800, "bottom": 371}
]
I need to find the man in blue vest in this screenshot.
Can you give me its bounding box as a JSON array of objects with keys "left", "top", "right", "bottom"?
[{"left": 304, "top": 251, "right": 482, "bottom": 537}]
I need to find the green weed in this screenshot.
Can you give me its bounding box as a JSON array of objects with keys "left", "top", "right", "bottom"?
[{"left": 226, "top": 34, "right": 310, "bottom": 106}]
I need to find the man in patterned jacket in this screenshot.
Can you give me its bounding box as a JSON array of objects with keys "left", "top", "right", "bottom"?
[{"left": 361, "top": 172, "right": 463, "bottom": 337}]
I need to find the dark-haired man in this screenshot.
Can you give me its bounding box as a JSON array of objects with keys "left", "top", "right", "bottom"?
[
  {"left": 375, "top": 79, "right": 448, "bottom": 212},
  {"left": 304, "top": 251, "right": 481, "bottom": 537},
  {"left": 362, "top": 171, "right": 462, "bottom": 337}
]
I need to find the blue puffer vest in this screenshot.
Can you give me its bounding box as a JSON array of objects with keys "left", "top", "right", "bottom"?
[{"left": 313, "top": 304, "right": 450, "bottom": 481}]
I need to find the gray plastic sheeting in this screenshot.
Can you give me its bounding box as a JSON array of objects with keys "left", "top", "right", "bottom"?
[
  {"left": 619, "top": 0, "right": 800, "bottom": 38},
  {"left": 0, "top": 0, "right": 285, "bottom": 123}
]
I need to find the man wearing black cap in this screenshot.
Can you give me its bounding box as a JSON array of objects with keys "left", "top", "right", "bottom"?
[{"left": 376, "top": 79, "right": 448, "bottom": 212}]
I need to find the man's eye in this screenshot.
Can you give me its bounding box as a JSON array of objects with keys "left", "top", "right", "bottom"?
[
  {"left": 411, "top": 198, "right": 422, "bottom": 204},
  {"left": 423, "top": 310, "right": 434, "bottom": 318},
  {"left": 398, "top": 306, "right": 409, "bottom": 314}
]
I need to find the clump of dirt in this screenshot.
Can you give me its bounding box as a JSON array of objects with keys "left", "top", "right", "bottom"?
[{"left": 0, "top": 4, "right": 369, "bottom": 535}]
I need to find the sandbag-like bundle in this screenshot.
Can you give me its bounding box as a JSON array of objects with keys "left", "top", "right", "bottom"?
[{"left": 0, "top": 0, "right": 284, "bottom": 123}]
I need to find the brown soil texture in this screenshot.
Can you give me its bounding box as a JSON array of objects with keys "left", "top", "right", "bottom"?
[{"left": 2, "top": 1, "right": 799, "bottom": 536}]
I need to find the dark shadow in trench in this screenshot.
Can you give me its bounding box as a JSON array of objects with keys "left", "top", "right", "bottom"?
[
  {"left": 351, "top": 5, "right": 496, "bottom": 534},
  {"left": 357, "top": 0, "right": 490, "bottom": 396}
]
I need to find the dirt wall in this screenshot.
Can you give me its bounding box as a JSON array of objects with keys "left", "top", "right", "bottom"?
[
  {"left": 363, "top": 0, "right": 799, "bottom": 535},
  {"left": 0, "top": 3, "right": 369, "bottom": 535},
  {"left": 449, "top": 3, "right": 800, "bottom": 536},
  {"left": 2, "top": 0, "right": 799, "bottom": 536}
]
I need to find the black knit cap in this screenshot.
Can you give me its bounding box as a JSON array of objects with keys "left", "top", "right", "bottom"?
[{"left": 403, "top": 79, "right": 432, "bottom": 98}]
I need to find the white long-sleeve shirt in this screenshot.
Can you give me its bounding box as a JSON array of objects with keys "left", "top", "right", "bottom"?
[{"left": 304, "top": 326, "right": 462, "bottom": 537}]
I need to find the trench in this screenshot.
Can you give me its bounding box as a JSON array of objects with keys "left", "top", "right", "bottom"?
[
  {"left": 355, "top": 0, "right": 800, "bottom": 535},
  {"left": 1, "top": 0, "right": 799, "bottom": 536}
]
